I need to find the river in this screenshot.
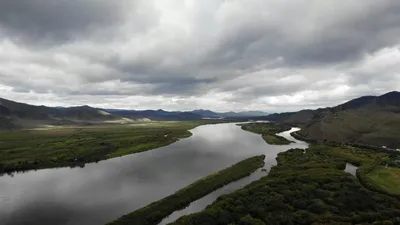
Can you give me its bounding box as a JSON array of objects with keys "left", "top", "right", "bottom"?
[{"left": 0, "top": 123, "right": 307, "bottom": 225}]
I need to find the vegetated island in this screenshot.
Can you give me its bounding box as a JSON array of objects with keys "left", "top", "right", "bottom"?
[
  {"left": 107, "top": 155, "right": 266, "bottom": 225},
  {"left": 171, "top": 144, "right": 400, "bottom": 225},
  {"left": 240, "top": 122, "right": 293, "bottom": 145},
  {"left": 0, "top": 120, "right": 230, "bottom": 174}
]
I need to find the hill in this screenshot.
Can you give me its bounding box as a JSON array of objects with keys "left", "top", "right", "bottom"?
[
  {"left": 0, "top": 98, "right": 265, "bottom": 129},
  {"left": 263, "top": 91, "right": 400, "bottom": 148},
  {"left": 0, "top": 98, "right": 118, "bottom": 129}
]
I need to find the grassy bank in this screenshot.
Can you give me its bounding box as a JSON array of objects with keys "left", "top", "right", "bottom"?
[
  {"left": 303, "top": 145, "right": 400, "bottom": 197},
  {"left": 366, "top": 166, "right": 400, "bottom": 195},
  {"left": 172, "top": 146, "right": 400, "bottom": 225},
  {"left": 107, "top": 155, "right": 265, "bottom": 225},
  {"left": 240, "top": 123, "right": 293, "bottom": 145},
  {"left": 0, "top": 120, "right": 220, "bottom": 174}
]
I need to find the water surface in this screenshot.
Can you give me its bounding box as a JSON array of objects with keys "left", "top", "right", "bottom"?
[
  {"left": 160, "top": 127, "right": 307, "bottom": 224},
  {"left": 0, "top": 123, "right": 307, "bottom": 225},
  {"left": 345, "top": 163, "right": 358, "bottom": 176}
]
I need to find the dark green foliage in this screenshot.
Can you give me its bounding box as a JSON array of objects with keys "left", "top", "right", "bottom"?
[
  {"left": 108, "top": 155, "right": 265, "bottom": 225},
  {"left": 171, "top": 146, "right": 400, "bottom": 225},
  {"left": 240, "top": 123, "right": 292, "bottom": 145}
]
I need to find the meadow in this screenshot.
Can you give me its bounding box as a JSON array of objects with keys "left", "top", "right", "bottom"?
[
  {"left": 365, "top": 166, "right": 400, "bottom": 196},
  {"left": 0, "top": 121, "right": 216, "bottom": 174}
]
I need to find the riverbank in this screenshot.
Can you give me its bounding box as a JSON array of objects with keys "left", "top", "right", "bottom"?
[
  {"left": 291, "top": 131, "right": 400, "bottom": 197},
  {"left": 107, "top": 155, "right": 265, "bottom": 225},
  {"left": 171, "top": 145, "right": 400, "bottom": 225},
  {"left": 0, "top": 120, "right": 225, "bottom": 174},
  {"left": 240, "top": 122, "right": 293, "bottom": 145}
]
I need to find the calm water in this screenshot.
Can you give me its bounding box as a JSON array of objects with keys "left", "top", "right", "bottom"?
[
  {"left": 0, "top": 123, "right": 307, "bottom": 225},
  {"left": 345, "top": 163, "right": 359, "bottom": 176},
  {"left": 160, "top": 127, "right": 308, "bottom": 225}
]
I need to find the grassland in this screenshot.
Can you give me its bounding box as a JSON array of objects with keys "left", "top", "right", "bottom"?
[
  {"left": 0, "top": 120, "right": 220, "bottom": 174},
  {"left": 240, "top": 122, "right": 293, "bottom": 145},
  {"left": 171, "top": 145, "right": 400, "bottom": 225},
  {"left": 304, "top": 144, "right": 400, "bottom": 196},
  {"left": 366, "top": 166, "right": 400, "bottom": 195},
  {"left": 108, "top": 155, "right": 265, "bottom": 225},
  {"left": 298, "top": 109, "right": 400, "bottom": 149}
]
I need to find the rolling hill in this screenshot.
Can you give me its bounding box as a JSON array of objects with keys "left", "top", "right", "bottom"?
[
  {"left": 0, "top": 98, "right": 268, "bottom": 129},
  {"left": 263, "top": 91, "right": 400, "bottom": 148},
  {"left": 0, "top": 98, "right": 118, "bottom": 129}
]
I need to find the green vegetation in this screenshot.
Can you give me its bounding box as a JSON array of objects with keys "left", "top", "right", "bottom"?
[
  {"left": 298, "top": 109, "right": 400, "bottom": 149},
  {"left": 366, "top": 166, "right": 400, "bottom": 195},
  {"left": 171, "top": 145, "right": 400, "bottom": 225},
  {"left": 298, "top": 144, "right": 400, "bottom": 197},
  {"left": 265, "top": 92, "right": 400, "bottom": 149},
  {"left": 0, "top": 121, "right": 219, "bottom": 174},
  {"left": 108, "top": 155, "right": 265, "bottom": 225},
  {"left": 240, "top": 123, "right": 292, "bottom": 145}
]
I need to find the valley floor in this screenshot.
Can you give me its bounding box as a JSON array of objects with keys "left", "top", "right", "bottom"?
[
  {"left": 2, "top": 120, "right": 400, "bottom": 224},
  {"left": 106, "top": 123, "right": 400, "bottom": 225}
]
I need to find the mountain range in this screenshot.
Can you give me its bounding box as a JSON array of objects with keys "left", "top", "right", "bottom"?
[
  {"left": 0, "top": 97, "right": 268, "bottom": 129},
  {"left": 2, "top": 91, "right": 399, "bottom": 149},
  {"left": 260, "top": 91, "right": 400, "bottom": 148}
]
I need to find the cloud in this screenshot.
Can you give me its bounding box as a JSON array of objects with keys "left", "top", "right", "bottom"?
[{"left": 0, "top": 0, "right": 399, "bottom": 112}]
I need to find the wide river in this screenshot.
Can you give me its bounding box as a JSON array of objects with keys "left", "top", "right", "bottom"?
[{"left": 0, "top": 123, "right": 307, "bottom": 225}]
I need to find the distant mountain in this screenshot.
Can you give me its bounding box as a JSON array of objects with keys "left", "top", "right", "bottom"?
[
  {"left": 258, "top": 109, "right": 317, "bottom": 126},
  {"left": 263, "top": 91, "right": 400, "bottom": 148},
  {"left": 105, "top": 109, "right": 202, "bottom": 120},
  {"left": 0, "top": 97, "right": 268, "bottom": 129},
  {"left": 191, "top": 109, "right": 221, "bottom": 118},
  {"left": 106, "top": 109, "right": 269, "bottom": 120},
  {"left": 189, "top": 109, "right": 269, "bottom": 118},
  {"left": 0, "top": 98, "right": 118, "bottom": 129},
  {"left": 220, "top": 111, "right": 269, "bottom": 118}
]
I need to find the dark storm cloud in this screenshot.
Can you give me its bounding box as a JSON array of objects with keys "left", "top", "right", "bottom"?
[
  {"left": 202, "top": 0, "right": 400, "bottom": 70},
  {"left": 288, "top": 2, "right": 400, "bottom": 67},
  {"left": 0, "top": 0, "right": 400, "bottom": 111},
  {"left": 0, "top": 0, "right": 147, "bottom": 45}
]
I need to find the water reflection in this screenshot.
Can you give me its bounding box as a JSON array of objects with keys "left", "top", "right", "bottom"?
[
  {"left": 159, "top": 127, "right": 308, "bottom": 225},
  {"left": 0, "top": 123, "right": 307, "bottom": 225}
]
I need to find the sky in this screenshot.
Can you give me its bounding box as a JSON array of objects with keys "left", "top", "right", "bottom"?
[{"left": 0, "top": 0, "right": 399, "bottom": 112}]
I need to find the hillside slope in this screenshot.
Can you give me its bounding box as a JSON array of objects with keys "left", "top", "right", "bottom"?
[
  {"left": 291, "top": 91, "right": 400, "bottom": 148},
  {"left": 298, "top": 109, "right": 400, "bottom": 148}
]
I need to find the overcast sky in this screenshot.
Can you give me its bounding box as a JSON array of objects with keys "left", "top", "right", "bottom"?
[{"left": 0, "top": 0, "right": 399, "bottom": 112}]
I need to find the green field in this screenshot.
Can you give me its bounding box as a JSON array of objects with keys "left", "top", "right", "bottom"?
[
  {"left": 307, "top": 145, "right": 400, "bottom": 196},
  {"left": 240, "top": 123, "right": 293, "bottom": 145},
  {"left": 108, "top": 155, "right": 265, "bottom": 225},
  {"left": 0, "top": 121, "right": 217, "bottom": 174},
  {"left": 366, "top": 166, "right": 400, "bottom": 195},
  {"left": 172, "top": 146, "right": 400, "bottom": 225}
]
